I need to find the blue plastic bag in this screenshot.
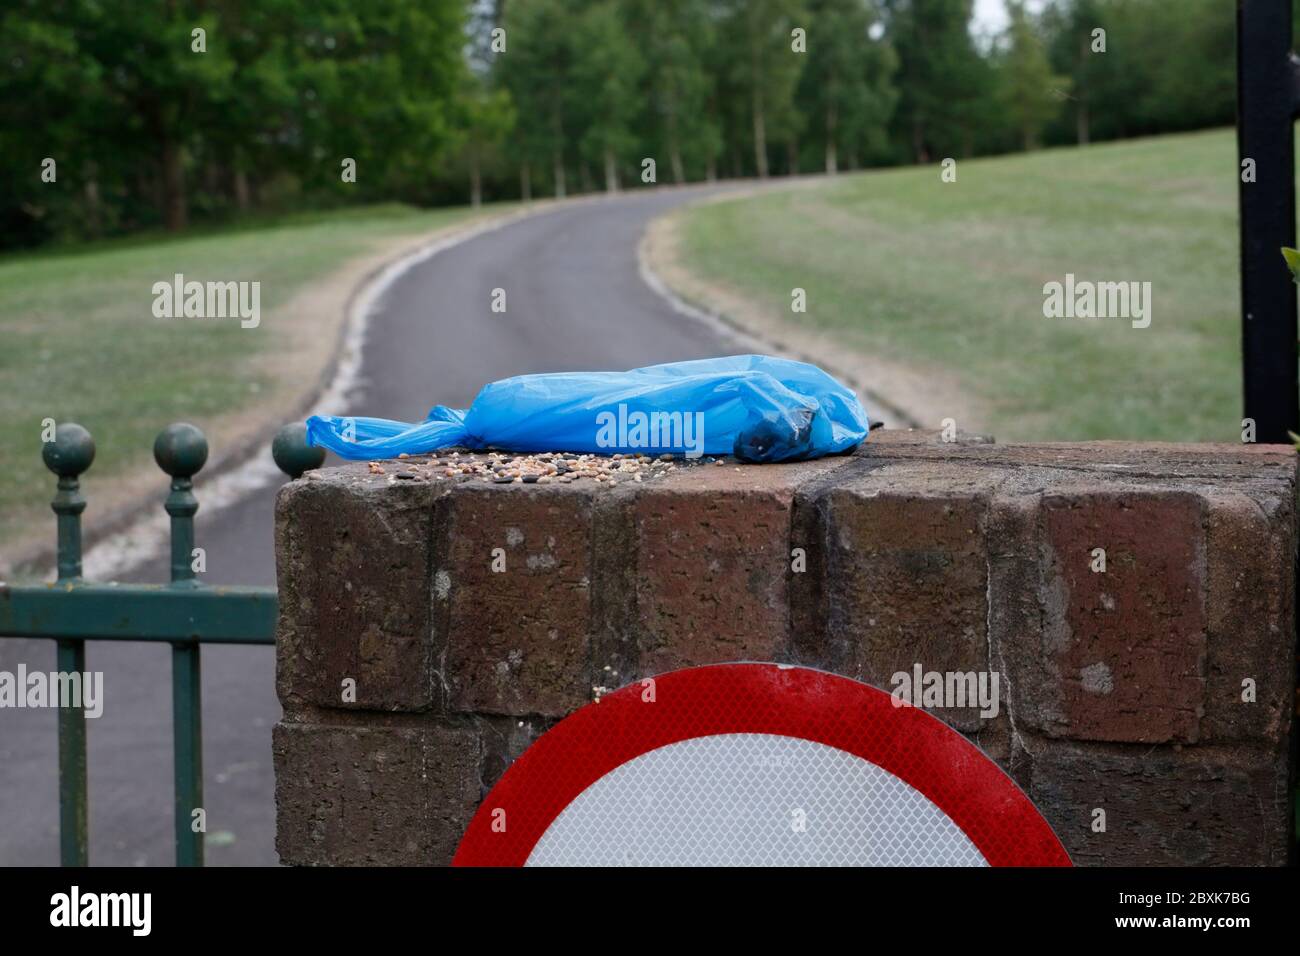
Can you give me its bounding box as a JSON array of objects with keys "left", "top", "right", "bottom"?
[{"left": 305, "top": 354, "right": 870, "bottom": 463}]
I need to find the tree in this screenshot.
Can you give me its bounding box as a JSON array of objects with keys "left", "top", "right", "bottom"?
[
  {"left": 571, "top": 1, "right": 645, "bottom": 192},
  {"left": 288, "top": 0, "right": 464, "bottom": 204},
  {"left": 799, "top": 0, "right": 897, "bottom": 173},
  {"left": 718, "top": 0, "right": 807, "bottom": 178},
  {"left": 0, "top": 1, "right": 108, "bottom": 243},
  {"left": 500, "top": 0, "right": 577, "bottom": 197},
  {"left": 67, "top": 1, "right": 238, "bottom": 230},
  {"left": 631, "top": 0, "right": 721, "bottom": 184},
  {"left": 1143, "top": 0, "right": 1233, "bottom": 134},
  {"left": 1043, "top": 0, "right": 1231, "bottom": 144},
  {"left": 450, "top": 71, "right": 516, "bottom": 207},
  {"left": 0, "top": 0, "right": 465, "bottom": 239},
  {"left": 1044, "top": 0, "right": 1106, "bottom": 144},
  {"left": 998, "top": 0, "right": 1066, "bottom": 150},
  {"left": 883, "top": 0, "right": 986, "bottom": 162}
]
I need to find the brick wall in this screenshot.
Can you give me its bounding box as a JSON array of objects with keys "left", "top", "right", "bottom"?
[{"left": 272, "top": 431, "right": 1298, "bottom": 866}]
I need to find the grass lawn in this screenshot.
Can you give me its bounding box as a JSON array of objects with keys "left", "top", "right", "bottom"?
[
  {"left": 672, "top": 127, "right": 1259, "bottom": 443},
  {"left": 0, "top": 202, "right": 497, "bottom": 553}
]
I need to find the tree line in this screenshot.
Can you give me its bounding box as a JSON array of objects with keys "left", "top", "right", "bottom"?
[{"left": 0, "top": 0, "right": 1246, "bottom": 250}]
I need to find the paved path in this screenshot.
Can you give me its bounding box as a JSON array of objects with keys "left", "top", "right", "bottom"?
[{"left": 0, "top": 185, "right": 748, "bottom": 865}]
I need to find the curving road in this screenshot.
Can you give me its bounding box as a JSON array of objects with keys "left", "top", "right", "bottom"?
[{"left": 0, "top": 184, "right": 752, "bottom": 866}]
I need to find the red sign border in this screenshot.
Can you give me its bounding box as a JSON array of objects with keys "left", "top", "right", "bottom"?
[{"left": 454, "top": 663, "right": 1071, "bottom": 867}]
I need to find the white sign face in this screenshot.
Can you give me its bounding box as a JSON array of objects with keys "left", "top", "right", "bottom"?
[
  {"left": 526, "top": 733, "right": 986, "bottom": 867},
  {"left": 455, "top": 663, "right": 1070, "bottom": 868}
]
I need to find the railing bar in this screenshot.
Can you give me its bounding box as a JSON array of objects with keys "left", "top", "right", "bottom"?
[
  {"left": 159, "top": 424, "right": 206, "bottom": 867},
  {"left": 0, "top": 581, "right": 278, "bottom": 644},
  {"left": 46, "top": 426, "right": 93, "bottom": 868},
  {"left": 56, "top": 638, "right": 88, "bottom": 867},
  {"left": 171, "top": 642, "right": 204, "bottom": 867}
]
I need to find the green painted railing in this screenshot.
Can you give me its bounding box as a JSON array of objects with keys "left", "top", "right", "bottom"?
[{"left": 0, "top": 420, "right": 324, "bottom": 867}]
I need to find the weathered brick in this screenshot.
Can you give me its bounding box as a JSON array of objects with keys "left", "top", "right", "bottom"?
[
  {"left": 983, "top": 491, "right": 1045, "bottom": 753},
  {"left": 588, "top": 491, "right": 640, "bottom": 693},
  {"left": 1005, "top": 488, "right": 1207, "bottom": 744},
  {"left": 788, "top": 461, "right": 870, "bottom": 674},
  {"left": 866, "top": 439, "right": 1299, "bottom": 483},
  {"left": 862, "top": 428, "right": 995, "bottom": 449},
  {"left": 438, "top": 485, "right": 594, "bottom": 716},
  {"left": 273, "top": 721, "right": 481, "bottom": 866},
  {"left": 1020, "top": 737, "right": 1290, "bottom": 866},
  {"left": 1201, "top": 488, "right": 1297, "bottom": 745},
  {"left": 822, "top": 460, "right": 1000, "bottom": 732},
  {"left": 474, "top": 714, "right": 554, "bottom": 794},
  {"left": 629, "top": 460, "right": 843, "bottom": 675},
  {"left": 275, "top": 472, "right": 443, "bottom": 712}
]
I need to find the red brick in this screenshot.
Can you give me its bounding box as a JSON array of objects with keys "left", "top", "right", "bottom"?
[
  {"left": 273, "top": 721, "right": 481, "bottom": 866},
  {"left": 867, "top": 438, "right": 1298, "bottom": 482},
  {"left": 1202, "top": 488, "right": 1297, "bottom": 745},
  {"left": 822, "top": 460, "right": 1001, "bottom": 733},
  {"left": 440, "top": 486, "right": 595, "bottom": 716},
  {"left": 1020, "top": 737, "right": 1289, "bottom": 866},
  {"left": 1012, "top": 488, "right": 1206, "bottom": 744},
  {"left": 275, "top": 473, "right": 443, "bottom": 712},
  {"left": 630, "top": 460, "right": 844, "bottom": 674}
]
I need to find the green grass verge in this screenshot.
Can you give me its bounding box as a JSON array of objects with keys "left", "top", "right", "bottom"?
[
  {"left": 675, "top": 127, "right": 1260, "bottom": 443},
  {"left": 0, "top": 202, "right": 493, "bottom": 550}
]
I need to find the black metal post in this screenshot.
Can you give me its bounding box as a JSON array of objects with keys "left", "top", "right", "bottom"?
[{"left": 1238, "top": 0, "right": 1300, "bottom": 442}]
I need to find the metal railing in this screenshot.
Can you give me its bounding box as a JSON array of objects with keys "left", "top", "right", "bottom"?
[
  {"left": 0, "top": 421, "right": 323, "bottom": 866},
  {"left": 1237, "top": 0, "right": 1300, "bottom": 441}
]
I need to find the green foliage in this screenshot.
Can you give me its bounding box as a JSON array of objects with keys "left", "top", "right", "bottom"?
[
  {"left": 630, "top": 0, "right": 722, "bottom": 182},
  {"left": 717, "top": 0, "right": 807, "bottom": 177},
  {"left": 799, "top": 0, "right": 898, "bottom": 173},
  {"left": 884, "top": 0, "right": 994, "bottom": 161},
  {"left": 1044, "top": 0, "right": 1234, "bottom": 146},
  {"left": 1283, "top": 247, "right": 1300, "bottom": 283},
  {"left": 1, "top": 0, "right": 465, "bottom": 244},
  {"left": 571, "top": 1, "right": 646, "bottom": 189},
  {"left": 998, "top": 1, "right": 1068, "bottom": 150},
  {"left": 498, "top": 0, "right": 578, "bottom": 195},
  {"left": 0, "top": 0, "right": 1249, "bottom": 249},
  {"left": 448, "top": 71, "right": 516, "bottom": 206}
]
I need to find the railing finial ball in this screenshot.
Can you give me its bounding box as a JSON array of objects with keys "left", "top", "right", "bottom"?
[
  {"left": 272, "top": 422, "right": 326, "bottom": 479},
  {"left": 42, "top": 422, "right": 95, "bottom": 478},
  {"left": 153, "top": 423, "right": 209, "bottom": 479}
]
